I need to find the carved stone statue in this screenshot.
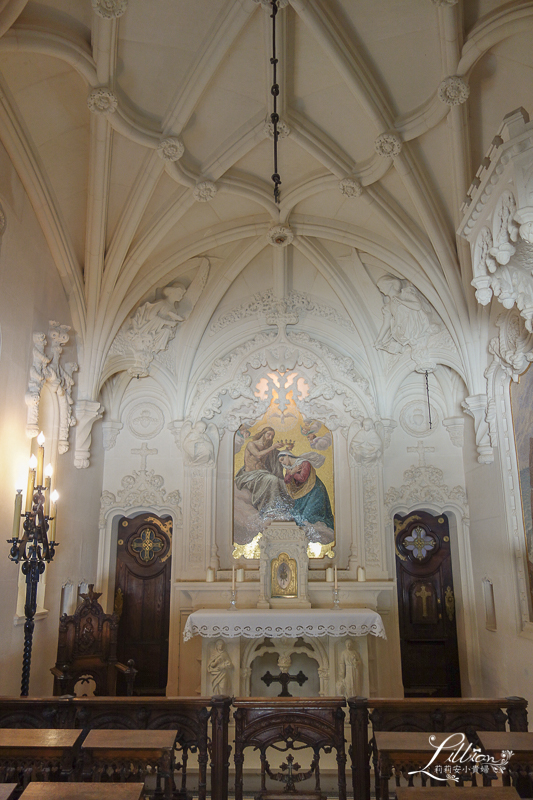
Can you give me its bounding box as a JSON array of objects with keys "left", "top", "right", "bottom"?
[
  {"left": 207, "top": 639, "right": 233, "bottom": 694},
  {"left": 350, "top": 418, "right": 383, "bottom": 465},
  {"left": 375, "top": 275, "right": 441, "bottom": 371},
  {"left": 181, "top": 420, "right": 218, "bottom": 467},
  {"left": 111, "top": 258, "right": 210, "bottom": 377},
  {"left": 337, "top": 639, "right": 359, "bottom": 698}
]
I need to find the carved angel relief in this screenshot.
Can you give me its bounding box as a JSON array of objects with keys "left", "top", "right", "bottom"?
[
  {"left": 25, "top": 322, "right": 78, "bottom": 453},
  {"left": 109, "top": 258, "right": 210, "bottom": 377},
  {"left": 374, "top": 275, "right": 451, "bottom": 372},
  {"left": 180, "top": 420, "right": 220, "bottom": 468}
]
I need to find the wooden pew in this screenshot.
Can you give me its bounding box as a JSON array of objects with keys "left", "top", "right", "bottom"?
[{"left": 348, "top": 696, "right": 528, "bottom": 800}]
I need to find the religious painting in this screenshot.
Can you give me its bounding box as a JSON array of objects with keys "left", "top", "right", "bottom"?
[
  {"left": 511, "top": 364, "right": 533, "bottom": 616},
  {"left": 233, "top": 378, "right": 335, "bottom": 558}
]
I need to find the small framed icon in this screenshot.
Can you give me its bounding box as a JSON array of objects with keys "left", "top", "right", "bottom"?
[{"left": 271, "top": 552, "right": 297, "bottom": 598}]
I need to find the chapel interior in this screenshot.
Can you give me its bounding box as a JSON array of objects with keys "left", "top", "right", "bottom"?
[{"left": 1, "top": 0, "right": 533, "bottom": 738}]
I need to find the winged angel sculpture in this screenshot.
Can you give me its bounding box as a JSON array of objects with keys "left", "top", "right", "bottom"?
[{"left": 111, "top": 258, "right": 210, "bottom": 377}]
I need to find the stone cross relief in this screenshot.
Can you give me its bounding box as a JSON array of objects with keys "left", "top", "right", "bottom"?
[
  {"left": 407, "top": 441, "right": 435, "bottom": 467},
  {"left": 131, "top": 442, "right": 158, "bottom": 471}
]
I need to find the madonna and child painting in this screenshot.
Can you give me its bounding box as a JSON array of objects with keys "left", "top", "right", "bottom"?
[{"left": 233, "top": 407, "right": 335, "bottom": 548}]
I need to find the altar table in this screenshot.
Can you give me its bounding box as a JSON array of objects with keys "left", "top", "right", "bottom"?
[
  {"left": 184, "top": 608, "right": 385, "bottom": 697},
  {"left": 183, "top": 607, "right": 386, "bottom": 640}
]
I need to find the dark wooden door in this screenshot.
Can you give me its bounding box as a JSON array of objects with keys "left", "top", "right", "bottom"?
[
  {"left": 394, "top": 510, "right": 461, "bottom": 697},
  {"left": 114, "top": 513, "right": 172, "bottom": 695}
]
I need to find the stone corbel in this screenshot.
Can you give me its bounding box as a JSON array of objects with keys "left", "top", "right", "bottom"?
[
  {"left": 461, "top": 394, "right": 493, "bottom": 464},
  {"left": 102, "top": 420, "right": 123, "bottom": 450},
  {"left": 74, "top": 400, "right": 104, "bottom": 468}
]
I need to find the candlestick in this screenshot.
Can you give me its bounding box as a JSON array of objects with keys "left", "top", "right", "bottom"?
[
  {"left": 12, "top": 490, "right": 22, "bottom": 539},
  {"left": 334, "top": 566, "right": 338, "bottom": 590},
  {"left": 232, "top": 566, "right": 236, "bottom": 591},
  {"left": 8, "top": 477, "right": 59, "bottom": 697},
  {"left": 35, "top": 432, "right": 45, "bottom": 486}
]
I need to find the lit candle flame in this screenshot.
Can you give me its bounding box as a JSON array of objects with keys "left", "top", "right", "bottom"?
[{"left": 37, "top": 431, "right": 45, "bottom": 446}]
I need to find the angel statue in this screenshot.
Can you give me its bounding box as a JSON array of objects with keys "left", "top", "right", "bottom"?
[{"left": 117, "top": 258, "right": 210, "bottom": 377}]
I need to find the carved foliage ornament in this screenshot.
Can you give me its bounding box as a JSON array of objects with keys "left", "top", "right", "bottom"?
[
  {"left": 263, "top": 118, "right": 291, "bottom": 139},
  {"left": 339, "top": 177, "right": 363, "bottom": 198},
  {"left": 374, "top": 132, "right": 402, "bottom": 158},
  {"left": 157, "top": 137, "right": 184, "bottom": 162},
  {"left": 91, "top": 0, "right": 128, "bottom": 18},
  {"left": 193, "top": 181, "right": 217, "bottom": 202},
  {"left": 267, "top": 225, "right": 294, "bottom": 247},
  {"left": 438, "top": 76, "right": 470, "bottom": 106},
  {"left": 87, "top": 88, "right": 118, "bottom": 114}
]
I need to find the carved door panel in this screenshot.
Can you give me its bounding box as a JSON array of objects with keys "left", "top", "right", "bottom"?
[
  {"left": 114, "top": 513, "right": 172, "bottom": 695},
  {"left": 394, "top": 510, "right": 461, "bottom": 697}
]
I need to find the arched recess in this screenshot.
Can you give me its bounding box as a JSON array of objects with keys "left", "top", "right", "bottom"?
[{"left": 384, "top": 470, "right": 481, "bottom": 696}]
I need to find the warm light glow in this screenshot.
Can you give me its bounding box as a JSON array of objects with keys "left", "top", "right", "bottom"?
[
  {"left": 51, "top": 490, "right": 59, "bottom": 503},
  {"left": 37, "top": 432, "right": 45, "bottom": 446},
  {"left": 44, "top": 463, "right": 53, "bottom": 478},
  {"left": 29, "top": 455, "right": 37, "bottom": 469},
  {"left": 308, "top": 542, "right": 322, "bottom": 558}
]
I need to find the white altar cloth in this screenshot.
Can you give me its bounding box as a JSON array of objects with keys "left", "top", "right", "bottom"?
[{"left": 183, "top": 607, "right": 386, "bottom": 641}]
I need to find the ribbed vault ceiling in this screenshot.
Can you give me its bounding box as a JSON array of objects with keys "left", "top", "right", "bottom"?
[{"left": 0, "top": 0, "right": 532, "bottom": 412}]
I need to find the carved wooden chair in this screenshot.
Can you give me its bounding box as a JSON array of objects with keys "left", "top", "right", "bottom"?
[{"left": 51, "top": 585, "right": 137, "bottom": 697}]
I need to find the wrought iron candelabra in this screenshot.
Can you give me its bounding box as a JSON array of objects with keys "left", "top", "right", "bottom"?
[{"left": 8, "top": 434, "right": 58, "bottom": 697}]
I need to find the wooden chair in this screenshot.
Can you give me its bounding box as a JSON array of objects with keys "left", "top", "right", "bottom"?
[{"left": 50, "top": 585, "right": 137, "bottom": 697}]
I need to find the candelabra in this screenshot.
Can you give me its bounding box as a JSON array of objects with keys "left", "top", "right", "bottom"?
[{"left": 8, "top": 433, "right": 59, "bottom": 697}]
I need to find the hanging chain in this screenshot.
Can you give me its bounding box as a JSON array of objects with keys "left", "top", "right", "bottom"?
[
  {"left": 425, "top": 370, "right": 432, "bottom": 430},
  {"left": 270, "top": 0, "right": 281, "bottom": 204}
]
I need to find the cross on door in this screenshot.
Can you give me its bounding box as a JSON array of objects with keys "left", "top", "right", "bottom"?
[
  {"left": 415, "top": 583, "right": 431, "bottom": 618},
  {"left": 261, "top": 669, "right": 308, "bottom": 697}
]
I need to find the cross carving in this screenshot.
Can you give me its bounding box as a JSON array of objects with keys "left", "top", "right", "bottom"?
[
  {"left": 261, "top": 669, "right": 308, "bottom": 697},
  {"left": 131, "top": 442, "right": 158, "bottom": 471},
  {"left": 415, "top": 584, "right": 431, "bottom": 618},
  {"left": 407, "top": 441, "right": 435, "bottom": 467}
]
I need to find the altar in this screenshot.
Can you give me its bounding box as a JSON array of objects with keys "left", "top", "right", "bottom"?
[{"left": 184, "top": 607, "right": 385, "bottom": 698}]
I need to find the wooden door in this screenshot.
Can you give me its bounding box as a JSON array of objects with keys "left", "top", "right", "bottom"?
[
  {"left": 394, "top": 510, "right": 461, "bottom": 697},
  {"left": 114, "top": 513, "right": 172, "bottom": 695}
]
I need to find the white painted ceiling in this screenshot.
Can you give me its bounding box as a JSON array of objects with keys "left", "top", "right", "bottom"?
[{"left": 1, "top": 0, "right": 532, "bottom": 412}]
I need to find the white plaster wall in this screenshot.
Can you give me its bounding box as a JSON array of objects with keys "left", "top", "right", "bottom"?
[
  {"left": 0, "top": 141, "right": 104, "bottom": 696},
  {"left": 463, "top": 414, "right": 533, "bottom": 706}
]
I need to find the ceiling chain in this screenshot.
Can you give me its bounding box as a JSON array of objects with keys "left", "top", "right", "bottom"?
[{"left": 270, "top": 0, "right": 281, "bottom": 204}]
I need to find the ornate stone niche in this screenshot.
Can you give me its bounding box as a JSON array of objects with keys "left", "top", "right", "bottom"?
[{"left": 257, "top": 523, "right": 311, "bottom": 609}]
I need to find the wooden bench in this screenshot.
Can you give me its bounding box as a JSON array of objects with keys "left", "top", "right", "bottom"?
[
  {"left": 0, "top": 730, "right": 82, "bottom": 788},
  {"left": 20, "top": 784, "right": 145, "bottom": 799},
  {"left": 349, "top": 697, "right": 528, "bottom": 800}
]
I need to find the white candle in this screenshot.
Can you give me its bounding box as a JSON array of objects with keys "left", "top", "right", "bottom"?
[
  {"left": 325, "top": 566, "right": 334, "bottom": 583},
  {"left": 206, "top": 567, "right": 216, "bottom": 582},
  {"left": 43, "top": 464, "right": 53, "bottom": 516},
  {"left": 25, "top": 456, "right": 37, "bottom": 513},
  {"left": 236, "top": 568, "right": 245, "bottom": 583},
  {"left": 36, "top": 432, "right": 45, "bottom": 487},
  {"left": 334, "top": 566, "right": 338, "bottom": 589},
  {"left": 357, "top": 566, "right": 366, "bottom": 582},
  {"left": 232, "top": 566, "right": 236, "bottom": 591},
  {"left": 49, "top": 490, "right": 59, "bottom": 543},
  {"left": 12, "top": 490, "right": 22, "bottom": 538}
]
